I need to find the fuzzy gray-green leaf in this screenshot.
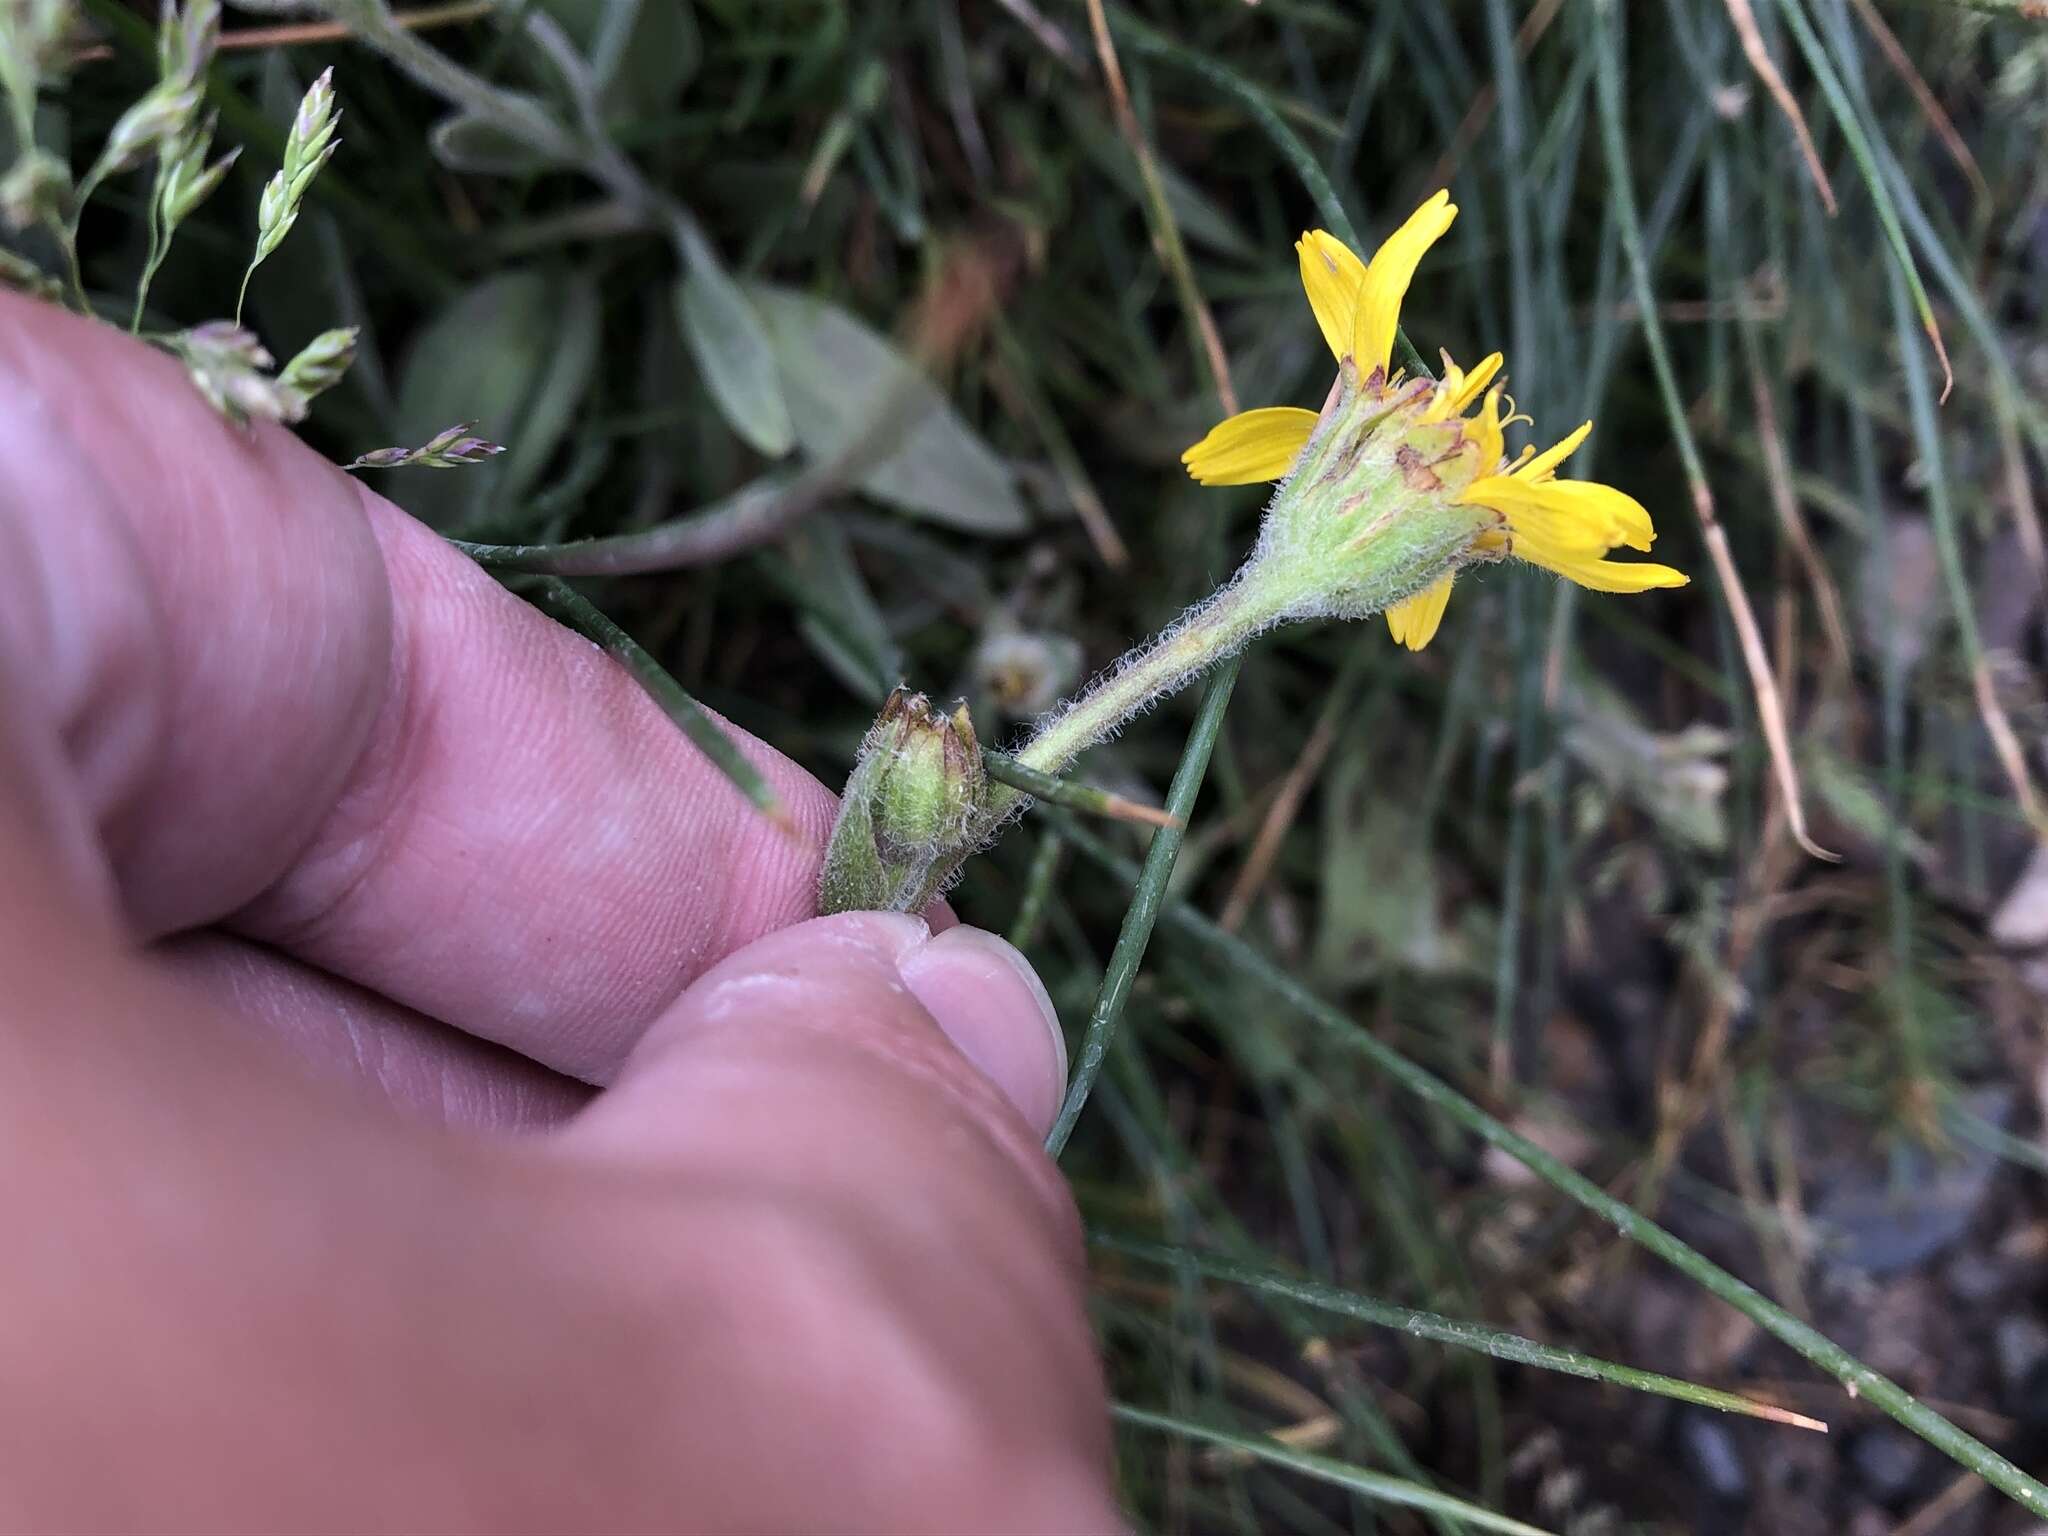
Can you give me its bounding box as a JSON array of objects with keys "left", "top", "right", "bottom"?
[
  {"left": 749, "top": 283, "right": 1028, "bottom": 535},
  {"left": 675, "top": 259, "right": 794, "bottom": 458}
]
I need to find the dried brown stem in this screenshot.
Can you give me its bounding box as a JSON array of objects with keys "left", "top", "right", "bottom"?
[
  {"left": 1082, "top": 0, "right": 1238, "bottom": 415},
  {"left": 1723, "top": 0, "right": 1839, "bottom": 215}
]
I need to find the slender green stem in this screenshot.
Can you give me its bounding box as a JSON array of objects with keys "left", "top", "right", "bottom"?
[
  {"left": 1006, "top": 831, "right": 1064, "bottom": 951},
  {"left": 1045, "top": 655, "right": 1240, "bottom": 1158},
  {"left": 1053, "top": 816, "right": 2048, "bottom": 1516},
  {"left": 57, "top": 164, "right": 109, "bottom": 313},
  {"left": 327, "top": 0, "right": 574, "bottom": 161},
  {"left": 1016, "top": 577, "right": 1279, "bottom": 779},
  {"left": 1113, "top": 1406, "right": 1554, "bottom": 1536},
  {"left": 1885, "top": 0, "right": 2048, "bottom": 13},
  {"left": 983, "top": 751, "right": 1177, "bottom": 828},
  {"left": 1095, "top": 1235, "right": 1829, "bottom": 1431},
  {"left": 519, "top": 576, "right": 790, "bottom": 828},
  {"left": 132, "top": 201, "right": 165, "bottom": 333}
]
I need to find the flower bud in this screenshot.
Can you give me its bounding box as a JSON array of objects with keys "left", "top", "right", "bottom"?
[
  {"left": 277, "top": 325, "right": 358, "bottom": 410},
  {"left": 346, "top": 422, "right": 506, "bottom": 471},
  {"left": 165, "top": 320, "right": 296, "bottom": 426},
  {"left": 819, "top": 688, "right": 989, "bottom": 915},
  {"left": 95, "top": 80, "right": 202, "bottom": 178},
  {"left": 0, "top": 148, "right": 69, "bottom": 230}
]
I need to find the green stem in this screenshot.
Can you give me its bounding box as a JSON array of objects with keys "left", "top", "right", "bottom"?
[
  {"left": 328, "top": 0, "right": 575, "bottom": 161},
  {"left": 519, "top": 575, "right": 789, "bottom": 828},
  {"left": 131, "top": 197, "right": 165, "bottom": 334},
  {"left": 1015, "top": 572, "right": 1282, "bottom": 779},
  {"left": 983, "top": 751, "right": 1176, "bottom": 827},
  {"left": 58, "top": 164, "right": 108, "bottom": 314},
  {"left": 1044, "top": 654, "right": 1240, "bottom": 1158}
]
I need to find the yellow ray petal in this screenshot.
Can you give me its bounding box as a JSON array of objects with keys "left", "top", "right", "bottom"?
[
  {"left": 1422, "top": 350, "right": 1505, "bottom": 424},
  {"left": 1465, "top": 386, "right": 1506, "bottom": 471},
  {"left": 1181, "top": 406, "right": 1319, "bottom": 486},
  {"left": 1350, "top": 190, "right": 1458, "bottom": 375},
  {"left": 1461, "top": 474, "right": 1656, "bottom": 551},
  {"left": 1385, "top": 572, "right": 1456, "bottom": 650},
  {"left": 1521, "top": 551, "right": 1691, "bottom": 594},
  {"left": 1515, "top": 420, "right": 1592, "bottom": 483},
  {"left": 1498, "top": 518, "right": 1628, "bottom": 572},
  {"left": 1296, "top": 231, "right": 1369, "bottom": 364}
]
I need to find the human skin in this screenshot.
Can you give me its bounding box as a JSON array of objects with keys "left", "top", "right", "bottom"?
[{"left": 0, "top": 292, "right": 1119, "bottom": 1532}]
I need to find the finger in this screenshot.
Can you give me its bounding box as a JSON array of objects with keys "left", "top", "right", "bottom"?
[
  {"left": 564, "top": 912, "right": 1108, "bottom": 1529},
  {"left": 575, "top": 912, "right": 1071, "bottom": 1191},
  {"left": 0, "top": 293, "right": 852, "bottom": 1082},
  {"left": 155, "top": 934, "right": 591, "bottom": 1130}
]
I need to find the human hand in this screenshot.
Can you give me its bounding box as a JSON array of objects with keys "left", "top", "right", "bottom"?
[{"left": 0, "top": 293, "right": 1117, "bottom": 1532}]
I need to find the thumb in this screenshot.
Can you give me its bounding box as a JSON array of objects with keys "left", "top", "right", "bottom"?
[
  {"left": 571, "top": 911, "right": 1070, "bottom": 1183},
  {"left": 559, "top": 912, "right": 1113, "bottom": 1533}
]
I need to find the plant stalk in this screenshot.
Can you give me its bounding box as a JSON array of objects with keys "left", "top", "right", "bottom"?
[{"left": 1014, "top": 570, "right": 1285, "bottom": 779}]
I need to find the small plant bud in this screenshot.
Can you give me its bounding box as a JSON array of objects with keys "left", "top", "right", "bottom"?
[
  {"left": 819, "top": 688, "right": 990, "bottom": 914},
  {"left": 3, "top": 0, "right": 86, "bottom": 83},
  {"left": 277, "top": 325, "right": 357, "bottom": 407},
  {"left": 167, "top": 0, "right": 219, "bottom": 86},
  {"left": 165, "top": 320, "right": 301, "bottom": 427},
  {"left": 0, "top": 244, "right": 60, "bottom": 300},
  {"left": 159, "top": 133, "right": 237, "bottom": 227},
  {"left": 94, "top": 80, "right": 202, "bottom": 178},
  {"left": 0, "top": 147, "right": 69, "bottom": 230},
  {"left": 346, "top": 422, "right": 507, "bottom": 471}
]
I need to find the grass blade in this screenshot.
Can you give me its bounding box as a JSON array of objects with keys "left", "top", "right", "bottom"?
[
  {"left": 1113, "top": 1405, "right": 1558, "bottom": 1536},
  {"left": 1095, "top": 1234, "right": 1829, "bottom": 1432},
  {"left": 1770, "top": 0, "right": 1953, "bottom": 396},
  {"left": 521, "top": 575, "right": 790, "bottom": 830},
  {"left": 1045, "top": 654, "right": 1241, "bottom": 1158}
]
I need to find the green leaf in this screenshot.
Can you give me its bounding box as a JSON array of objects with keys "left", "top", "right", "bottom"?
[
  {"left": 773, "top": 520, "right": 901, "bottom": 702},
  {"left": 676, "top": 260, "right": 795, "bottom": 458},
  {"left": 593, "top": 0, "right": 700, "bottom": 119},
  {"left": 428, "top": 111, "right": 568, "bottom": 176},
  {"left": 392, "top": 268, "right": 601, "bottom": 528},
  {"left": 533, "top": 0, "right": 701, "bottom": 120},
  {"left": 748, "top": 283, "right": 1029, "bottom": 536}
]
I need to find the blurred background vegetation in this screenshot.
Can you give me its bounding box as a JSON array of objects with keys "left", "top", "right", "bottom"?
[{"left": 14, "top": 0, "right": 2048, "bottom": 1528}]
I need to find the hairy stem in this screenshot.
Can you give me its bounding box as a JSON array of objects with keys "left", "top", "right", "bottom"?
[{"left": 1013, "top": 567, "right": 1285, "bottom": 778}]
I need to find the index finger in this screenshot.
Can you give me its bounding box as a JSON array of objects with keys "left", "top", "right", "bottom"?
[{"left": 0, "top": 293, "right": 840, "bottom": 1083}]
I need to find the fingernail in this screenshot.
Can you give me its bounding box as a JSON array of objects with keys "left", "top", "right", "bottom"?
[{"left": 899, "top": 925, "right": 1066, "bottom": 1137}]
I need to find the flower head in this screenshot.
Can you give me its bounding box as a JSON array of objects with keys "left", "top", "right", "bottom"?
[
  {"left": 819, "top": 687, "right": 989, "bottom": 914},
  {"left": 1182, "top": 191, "right": 1687, "bottom": 651}
]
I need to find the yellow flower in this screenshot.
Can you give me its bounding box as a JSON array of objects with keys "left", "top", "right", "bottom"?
[{"left": 1181, "top": 191, "right": 1687, "bottom": 651}]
